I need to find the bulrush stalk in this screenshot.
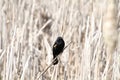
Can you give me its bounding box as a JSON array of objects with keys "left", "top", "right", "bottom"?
[{"left": 103, "top": 0, "right": 118, "bottom": 79}]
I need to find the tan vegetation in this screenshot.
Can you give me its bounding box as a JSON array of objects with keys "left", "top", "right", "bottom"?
[
  {"left": 103, "top": 0, "right": 118, "bottom": 79},
  {"left": 0, "top": 0, "right": 120, "bottom": 80}
]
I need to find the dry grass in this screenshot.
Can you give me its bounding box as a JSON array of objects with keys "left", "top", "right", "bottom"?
[{"left": 0, "top": 0, "right": 120, "bottom": 80}]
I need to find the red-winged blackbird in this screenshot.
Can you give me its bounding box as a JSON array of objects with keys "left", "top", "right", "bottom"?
[{"left": 52, "top": 37, "right": 65, "bottom": 65}]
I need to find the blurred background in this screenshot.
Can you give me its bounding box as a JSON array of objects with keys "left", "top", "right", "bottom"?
[{"left": 0, "top": 0, "right": 120, "bottom": 80}]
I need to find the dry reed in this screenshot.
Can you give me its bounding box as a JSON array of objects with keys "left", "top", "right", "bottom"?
[{"left": 0, "top": 0, "right": 120, "bottom": 80}]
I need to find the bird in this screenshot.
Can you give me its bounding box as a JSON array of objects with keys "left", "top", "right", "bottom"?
[{"left": 52, "top": 37, "right": 65, "bottom": 65}]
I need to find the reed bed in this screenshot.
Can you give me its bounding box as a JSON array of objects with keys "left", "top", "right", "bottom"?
[{"left": 0, "top": 0, "right": 120, "bottom": 80}]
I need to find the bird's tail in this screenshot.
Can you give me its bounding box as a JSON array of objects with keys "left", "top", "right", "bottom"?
[{"left": 53, "top": 57, "right": 58, "bottom": 65}]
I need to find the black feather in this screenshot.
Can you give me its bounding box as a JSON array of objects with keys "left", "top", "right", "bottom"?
[{"left": 52, "top": 37, "right": 65, "bottom": 65}]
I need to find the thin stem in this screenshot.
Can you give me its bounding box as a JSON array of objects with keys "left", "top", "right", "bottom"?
[{"left": 36, "top": 41, "right": 72, "bottom": 80}]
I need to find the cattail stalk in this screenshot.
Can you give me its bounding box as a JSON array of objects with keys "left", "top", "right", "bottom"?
[{"left": 103, "top": 0, "right": 118, "bottom": 79}]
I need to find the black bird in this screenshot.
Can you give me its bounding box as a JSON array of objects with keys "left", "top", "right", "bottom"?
[{"left": 52, "top": 37, "right": 65, "bottom": 65}]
